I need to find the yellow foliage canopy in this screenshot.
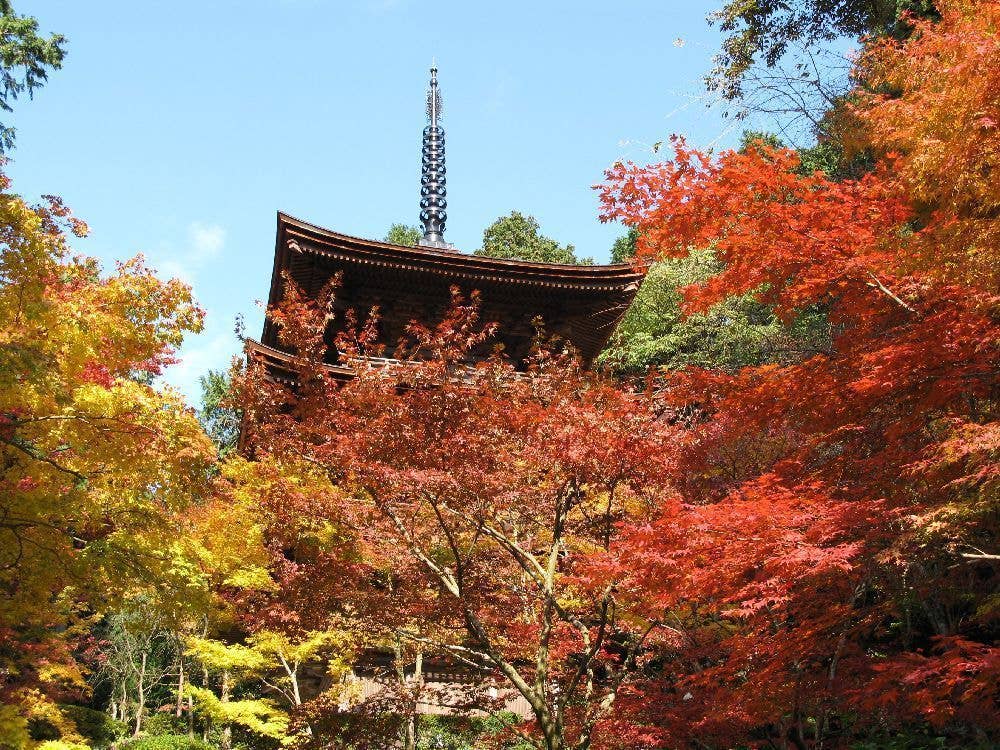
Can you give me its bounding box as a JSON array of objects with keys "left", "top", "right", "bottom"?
[{"left": 0, "top": 175, "right": 216, "bottom": 741}]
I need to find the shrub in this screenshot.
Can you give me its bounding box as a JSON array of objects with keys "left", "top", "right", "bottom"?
[
  {"left": 416, "top": 713, "right": 529, "bottom": 750},
  {"left": 118, "top": 735, "right": 214, "bottom": 750},
  {"left": 59, "top": 705, "right": 127, "bottom": 746},
  {"left": 851, "top": 728, "right": 996, "bottom": 750},
  {"left": 140, "top": 714, "right": 187, "bottom": 738}
]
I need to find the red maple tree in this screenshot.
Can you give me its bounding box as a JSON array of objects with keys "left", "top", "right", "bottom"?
[
  {"left": 595, "top": 3, "right": 1000, "bottom": 743},
  {"left": 233, "top": 282, "right": 677, "bottom": 750}
]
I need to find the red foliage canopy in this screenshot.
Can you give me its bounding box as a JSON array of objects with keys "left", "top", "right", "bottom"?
[
  {"left": 596, "top": 6, "right": 1000, "bottom": 740},
  {"left": 235, "top": 284, "right": 677, "bottom": 750}
]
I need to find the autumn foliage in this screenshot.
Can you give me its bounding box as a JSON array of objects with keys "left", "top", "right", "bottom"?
[
  {"left": 0, "top": 175, "right": 220, "bottom": 742},
  {"left": 226, "top": 4, "right": 1000, "bottom": 745},
  {"left": 595, "top": 1, "right": 1000, "bottom": 746},
  {"left": 3, "top": 1, "right": 1000, "bottom": 748},
  {"left": 233, "top": 283, "right": 677, "bottom": 750}
]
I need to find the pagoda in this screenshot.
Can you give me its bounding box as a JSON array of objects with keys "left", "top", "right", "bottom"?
[{"left": 247, "top": 65, "right": 645, "bottom": 379}]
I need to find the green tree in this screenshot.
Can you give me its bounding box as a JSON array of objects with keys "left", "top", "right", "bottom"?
[
  {"left": 384, "top": 223, "right": 422, "bottom": 247},
  {"left": 599, "top": 249, "right": 831, "bottom": 377},
  {"left": 707, "top": 0, "right": 939, "bottom": 102},
  {"left": 0, "top": 1, "right": 66, "bottom": 152},
  {"left": 610, "top": 227, "right": 638, "bottom": 264},
  {"left": 416, "top": 714, "right": 530, "bottom": 750},
  {"left": 92, "top": 597, "right": 179, "bottom": 737},
  {"left": 738, "top": 130, "right": 785, "bottom": 152},
  {"left": 474, "top": 211, "right": 592, "bottom": 265},
  {"left": 197, "top": 369, "right": 240, "bottom": 458}
]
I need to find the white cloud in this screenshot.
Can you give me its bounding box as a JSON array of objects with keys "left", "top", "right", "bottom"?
[
  {"left": 141, "top": 222, "right": 236, "bottom": 406},
  {"left": 158, "top": 258, "right": 193, "bottom": 285},
  {"left": 189, "top": 222, "right": 226, "bottom": 259},
  {"left": 147, "top": 221, "right": 227, "bottom": 285},
  {"left": 159, "top": 331, "right": 240, "bottom": 407}
]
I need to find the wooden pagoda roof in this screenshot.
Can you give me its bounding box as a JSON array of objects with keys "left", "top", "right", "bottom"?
[{"left": 257, "top": 212, "right": 645, "bottom": 368}]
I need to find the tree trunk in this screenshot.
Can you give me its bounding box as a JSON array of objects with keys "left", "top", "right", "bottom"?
[
  {"left": 289, "top": 667, "right": 302, "bottom": 707},
  {"left": 133, "top": 651, "right": 147, "bottom": 737},
  {"left": 394, "top": 638, "right": 422, "bottom": 750},
  {"left": 278, "top": 650, "right": 303, "bottom": 708},
  {"left": 176, "top": 657, "right": 184, "bottom": 717},
  {"left": 408, "top": 650, "right": 424, "bottom": 750},
  {"left": 403, "top": 709, "right": 417, "bottom": 750},
  {"left": 201, "top": 665, "right": 211, "bottom": 742},
  {"left": 118, "top": 681, "right": 128, "bottom": 723},
  {"left": 220, "top": 668, "right": 232, "bottom": 750}
]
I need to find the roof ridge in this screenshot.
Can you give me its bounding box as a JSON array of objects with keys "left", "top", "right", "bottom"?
[{"left": 276, "top": 211, "right": 647, "bottom": 276}]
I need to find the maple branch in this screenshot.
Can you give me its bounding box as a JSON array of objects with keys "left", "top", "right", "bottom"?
[
  {"left": 425, "top": 491, "right": 468, "bottom": 596},
  {"left": 575, "top": 617, "right": 664, "bottom": 750},
  {"left": 561, "top": 592, "right": 612, "bottom": 711},
  {"left": 10, "top": 413, "right": 119, "bottom": 424},
  {"left": 0, "top": 520, "right": 89, "bottom": 582},
  {"left": 260, "top": 676, "right": 296, "bottom": 707},
  {"left": 536, "top": 487, "right": 569, "bottom": 704},
  {"left": 960, "top": 552, "right": 1000, "bottom": 562},
  {"left": 446, "top": 489, "right": 613, "bottom": 664},
  {"left": 0, "top": 527, "right": 24, "bottom": 571},
  {"left": 377, "top": 498, "right": 460, "bottom": 596},
  {"left": 9, "top": 412, "right": 155, "bottom": 437},
  {"left": 391, "top": 630, "right": 490, "bottom": 671},
  {"left": 501, "top": 718, "right": 546, "bottom": 750},
  {"left": 865, "top": 271, "right": 916, "bottom": 314},
  {"left": 372, "top": 490, "right": 556, "bottom": 726},
  {"left": 2, "top": 434, "right": 90, "bottom": 486},
  {"left": 437, "top": 500, "right": 549, "bottom": 588}
]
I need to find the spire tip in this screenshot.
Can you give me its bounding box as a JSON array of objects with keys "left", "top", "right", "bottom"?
[{"left": 419, "top": 63, "right": 451, "bottom": 249}]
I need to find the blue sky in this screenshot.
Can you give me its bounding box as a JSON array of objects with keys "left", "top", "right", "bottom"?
[{"left": 9, "top": 0, "right": 755, "bottom": 404}]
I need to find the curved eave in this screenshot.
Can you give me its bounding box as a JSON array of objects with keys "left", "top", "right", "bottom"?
[
  {"left": 246, "top": 339, "right": 355, "bottom": 385},
  {"left": 246, "top": 339, "right": 526, "bottom": 387},
  {"left": 262, "top": 212, "right": 648, "bottom": 367},
  {"left": 270, "top": 212, "right": 647, "bottom": 303}
]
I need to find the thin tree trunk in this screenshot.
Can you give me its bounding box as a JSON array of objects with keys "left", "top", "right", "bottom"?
[
  {"left": 176, "top": 657, "right": 185, "bottom": 717},
  {"left": 133, "top": 651, "right": 147, "bottom": 737},
  {"left": 118, "top": 681, "right": 128, "bottom": 723},
  {"left": 202, "top": 665, "right": 210, "bottom": 742},
  {"left": 277, "top": 650, "right": 303, "bottom": 708},
  {"left": 290, "top": 668, "right": 301, "bottom": 707},
  {"left": 411, "top": 650, "right": 423, "bottom": 748},
  {"left": 403, "top": 705, "right": 417, "bottom": 750},
  {"left": 220, "top": 669, "right": 232, "bottom": 750},
  {"left": 394, "top": 638, "right": 420, "bottom": 750},
  {"left": 279, "top": 651, "right": 312, "bottom": 736}
]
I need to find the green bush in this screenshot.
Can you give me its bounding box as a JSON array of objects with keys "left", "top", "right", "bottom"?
[
  {"left": 26, "top": 716, "right": 62, "bottom": 742},
  {"left": 140, "top": 714, "right": 188, "bottom": 738},
  {"left": 416, "top": 713, "right": 529, "bottom": 750},
  {"left": 118, "top": 735, "right": 215, "bottom": 750},
  {"left": 59, "top": 705, "right": 127, "bottom": 746},
  {"left": 851, "top": 728, "right": 995, "bottom": 750}
]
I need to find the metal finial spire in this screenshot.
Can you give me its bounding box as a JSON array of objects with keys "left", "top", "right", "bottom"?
[
  {"left": 426, "top": 63, "right": 442, "bottom": 126},
  {"left": 418, "top": 62, "right": 452, "bottom": 249}
]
